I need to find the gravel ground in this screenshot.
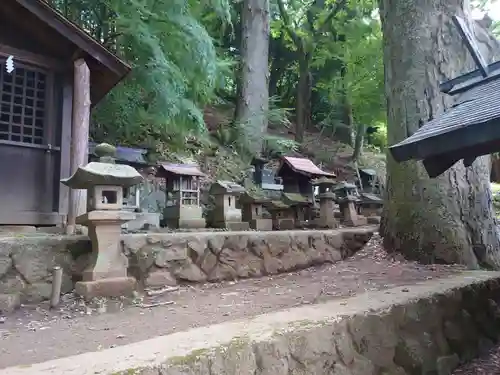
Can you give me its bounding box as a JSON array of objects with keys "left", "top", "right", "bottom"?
[
  {"left": 453, "top": 346, "right": 500, "bottom": 374},
  {"left": 0, "top": 234, "right": 466, "bottom": 369}
]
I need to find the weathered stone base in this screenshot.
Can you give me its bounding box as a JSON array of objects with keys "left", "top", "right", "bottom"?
[
  {"left": 343, "top": 216, "right": 368, "bottom": 227},
  {"left": 5, "top": 271, "right": 500, "bottom": 375},
  {"left": 74, "top": 277, "right": 136, "bottom": 300},
  {"left": 249, "top": 219, "right": 273, "bottom": 231}
]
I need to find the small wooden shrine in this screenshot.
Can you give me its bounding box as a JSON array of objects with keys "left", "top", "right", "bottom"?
[
  {"left": 61, "top": 143, "right": 143, "bottom": 299},
  {"left": 208, "top": 180, "right": 249, "bottom": 230},
  {"left": 239, "top": 191, "right": 272, "bottom": 231},
  {"left": 276, "top": 156, "right": 336, "bottom": 221},
  {"left": 312, "top": 177, "right": 337, "bottom": 228},
  {"left": 333, "top": 182, "right": 366, "bottom": 227},
  {"left": 0, "top": 0, "right": 130, "bottom": 227},
  {"left": 157, "top": 163, "right": 206, "bottom": 229}
]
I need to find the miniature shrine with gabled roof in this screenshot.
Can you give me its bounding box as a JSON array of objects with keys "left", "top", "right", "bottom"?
[
  {"left": 276, "top": 156, "right": 336, "bottom": 224},
  {"left": 156, "top": 163, "right": 206, "bottom": 229}
]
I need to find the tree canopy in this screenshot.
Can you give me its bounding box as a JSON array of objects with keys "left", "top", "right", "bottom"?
[{"left": 46, "top": 0, "right": 387, "bottom": 158}]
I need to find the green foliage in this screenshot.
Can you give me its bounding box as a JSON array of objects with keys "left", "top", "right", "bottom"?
[
  {"left": 367, "top": 121, "right": 388, "bottom": 151},
  {"left": 49, "top": 0, "right": 231, "bottom": 147}
]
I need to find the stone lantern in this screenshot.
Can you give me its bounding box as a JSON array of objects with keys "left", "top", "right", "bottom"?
[
  {"left": 333, "top": 181, "right": 367, "bottom": 227},
  {"left": 312, "top": 177, "right": 338, "bottom": 228},
  {"left": 61, "top": 143, "right": 144, "bottom": 299}
]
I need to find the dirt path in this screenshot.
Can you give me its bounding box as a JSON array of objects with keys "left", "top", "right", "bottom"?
[{"left": 0, "top": 235, "right": 464, "bottom": 369}]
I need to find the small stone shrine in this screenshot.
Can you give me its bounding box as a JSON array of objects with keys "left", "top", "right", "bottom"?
[
  {"left": 264, "top": 200, "right": 295, "bottom": 230},
  {"left": 281, "top": 192, "right": 313, "bottom": 227},
  {"left": 312, "top": 177, "right": 338, "bottom": 228},
  {"left": 208, "top": 181, "right": 249, "bottom": 230},
  {"left": 61, "top": 143, "right": 143, "bottom": 299},
  {"left": 359, "top": 192, "right": 384, "bottom": 217},
  {"left": 334, "top": 182, "right": 367, "bottom": 227},
  {"left": 157, "top": 163, "right": 206, "bottom": 229},
  {"left": 239, "top": 191, "right": 273, "bottom": 230}
]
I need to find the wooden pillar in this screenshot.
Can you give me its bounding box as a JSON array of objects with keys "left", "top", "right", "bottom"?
[{"left": 66, "top": 59, "right": 91, "bottom": 234}]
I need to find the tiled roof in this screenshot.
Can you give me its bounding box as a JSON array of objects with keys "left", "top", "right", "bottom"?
[
  {"left": 281, "top": 156, "right": 336, "bottom": 177},
  {"left": 158, "top": 163, "right": 205, "bottom": 177}
]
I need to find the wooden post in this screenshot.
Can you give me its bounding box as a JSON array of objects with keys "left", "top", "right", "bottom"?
[{"left": 66, "top": 59, "right": 91, "bottom": 235}]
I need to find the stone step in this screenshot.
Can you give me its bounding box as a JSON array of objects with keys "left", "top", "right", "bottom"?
[{"left": 2, "top": 271, "right": 499, "bottom": 375}]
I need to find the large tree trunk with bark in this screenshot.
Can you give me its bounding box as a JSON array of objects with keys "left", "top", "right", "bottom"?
[
  {"left": 379, "top": 0, "right": 500, "bottom": 268},
  {"left": 295, "top": 55, "right": 312, "bottom": 143},
  {"left": 235, "top": 0, "right": 270, "bottom": 155}
]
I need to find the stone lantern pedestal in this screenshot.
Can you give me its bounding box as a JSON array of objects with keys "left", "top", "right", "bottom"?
[
  {"left": 312, "top": 177, "right": 338, "bottom": 229},
  {"left": 62, "top": 143, "right": 144, "bottom": 299}
]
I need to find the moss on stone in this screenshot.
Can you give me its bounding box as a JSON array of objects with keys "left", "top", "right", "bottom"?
[
  {"left": 109, "top": 369, "right": 142, "bottom": 375},
  {"left": 168, "top": 348, "right": 210, "bottom": 366}
]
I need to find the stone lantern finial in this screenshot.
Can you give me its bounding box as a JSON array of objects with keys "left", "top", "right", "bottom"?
[{"left": 94, "top": 143, "right": 117, "bottom": 164}]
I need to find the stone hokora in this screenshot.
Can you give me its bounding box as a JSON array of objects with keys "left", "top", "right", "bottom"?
[
  {"left": 61, "top": 143, "right": 143, "bottom": 299},
  {"left": 333, "top": 182, "right": 367, "bottom": 227}
]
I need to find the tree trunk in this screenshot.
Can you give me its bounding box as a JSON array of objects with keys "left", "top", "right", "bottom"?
[
  {"left": 337, "top": 63, "right": 354, "bottom": 145},
  {"left": 235, "top": 0, "right": 270, "bottom": 156},
  {"left": 352, "top": 122, "right": 365, "bottom": 162},
  {"left": 295, "top": 56, "right": 312, "bottom": 143},
  {"left": 379, "top": 0, "right": 500, "bottom": 268}
]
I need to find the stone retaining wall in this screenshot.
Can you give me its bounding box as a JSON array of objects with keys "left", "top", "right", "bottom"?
[
  {"left": 3, "top": 271, "right": 500, "bottom": 375},
  {"left": 0, "top": 227, "right": 374, "bottom": 305}
]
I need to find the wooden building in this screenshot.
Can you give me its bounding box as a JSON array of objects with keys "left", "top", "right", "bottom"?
[
  {"left": 0, "top": 0, "right": 130, "bottom": 226},
  {"left": 276, "top": 156, "right": 335, "bottom": 221}
]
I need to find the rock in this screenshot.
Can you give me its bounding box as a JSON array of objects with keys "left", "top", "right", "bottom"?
[
  {"left": 187, "top": 238, "right": 207, "bottom": 258},
  {"left": 207, "top": 262, "right": 237, "bottom": 281},
  {"left": 0, "top": 274, "right": 26, "bottom": 294},
  {"left": 262, "top": 251, "right": 283, "bottom": 274},
  {"left": 0, "top": 255, "right": 12, "bottom": 277},
  {"left": 324, "top": 232, "right": 345, "bottom": 249},
  {"left": 145, "top": 270, "right": 177, "bottom": 288},
  {"left": 199, "top": 250, "right": 218, "bottom": 274},
  {"left": 222, "top": 235, "right": 249, "bottom": 253},
  {"left": 207, "top": 236, "right": 225, "bottom": 254},
  {"left": 155, "top": 246, "right": 188, "bottom": 267},
  {"left": 266, "top": 234, "right": 291, "bottom": 257},
  {"left": 23, "top": 283, "right": 53, "bottom": 303},
  {"left": 0, "top": 293, "right": 20, "bottom": 313},
  {"left": 279, "top": 248, "right": 309, "bottom": 271},
  {"left": 218, "top": 248, "right": 263, "bottom": 278},
  {"left": 11, "top": 242, "right": 55, "bottom": 283},
  {"left": 172, "top": 262, "right": 206, "bottom": 283},
  {"left": 210, "top": 338, "right": 257, "bottom": 374},
  {"left": 122, "top": 235, "right": 148, "bottom": 255},
  {"left": 436, "top": 354, "right": 460, "bottom": 375}
]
